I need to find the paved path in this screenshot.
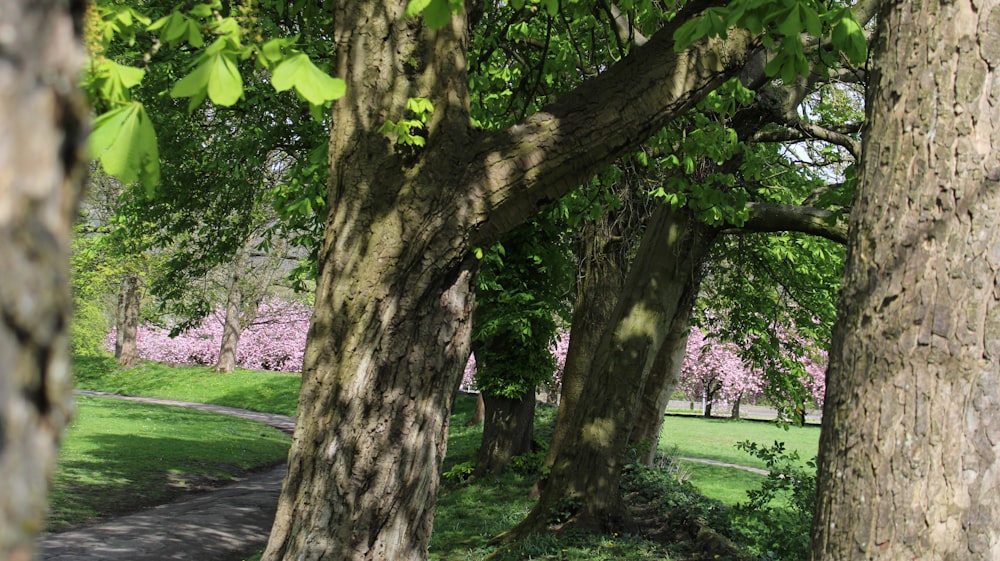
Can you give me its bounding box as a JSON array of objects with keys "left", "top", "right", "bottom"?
[
  {"left": 677, "top": 457, "right": 769, "bottom": 476},
  {"left": 38, "top": 391, "right": 296, "bottom": 561}
]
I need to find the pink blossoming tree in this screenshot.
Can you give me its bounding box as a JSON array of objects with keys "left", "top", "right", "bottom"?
[{"left": 105, "top": 298, "right": 312, "bottom": 372}]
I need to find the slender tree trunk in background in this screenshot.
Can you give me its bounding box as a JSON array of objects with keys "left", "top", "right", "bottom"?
[
  {"left": 115, "top": 273, "right": 142, "bottom": 368},
  {"left": 475, "top": 391, "right": 536, "bottom": 476},
  {"left": 512, "top": 206, "right": 715, "bottom": 535},
  {"left": 0, "top": 0, "right": 86, "bottom": 557},
  {"left": 627, "top": 295, "right": 696, "bottom": 465},
  {"left": 262, "top": 2, "right": 756, "bottom": 557},
  {"left": 810, "top": 0, "right": 1000, "bottom": 558},
  {"left": 730, "top": 394, "right": 742, "bottom": 419},
  {"left": 466, "top": 392, "right": 485, "bottom": 426},
  {"left": 702, "top": 383, "right": 718, "bottom": 418},
  {"left": 216, "top": 252, "right": 249, "bottom": 374}
]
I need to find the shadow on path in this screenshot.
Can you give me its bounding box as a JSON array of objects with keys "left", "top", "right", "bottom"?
[{"left": 38, "top": 391, "right": 295, "bottom": 561}]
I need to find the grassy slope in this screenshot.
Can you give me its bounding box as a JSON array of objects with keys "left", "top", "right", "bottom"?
[
  {"left": 74, "top": 355, "right": 302, "bottom": 416},
  {"left": 51, "top": 394, "right": 290, "bottom": 531}
]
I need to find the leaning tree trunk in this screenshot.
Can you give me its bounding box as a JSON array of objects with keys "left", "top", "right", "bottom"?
[
  {"left": 216, "top": 252, "right": 248, "bottom": 374},
  {"left": 543, "top": 178, "right": 646, "bottom": 475},
  {"left": 465, "top": 392, "right": 485, "bottom": 426},
  {"left": 0, "top": 0, "right": 86, "bottom": 557},
  {"left": 115, "top": 273, "right": 142, "bottom": 368},
  {"left": 810, "top": 0, "right": 1000, "bottom": 558},
  {"left": 511, "top": 206, "right": 715, "bottom": 535},
  {"left": 262, "top": 2, "right": 757, "bottom": 558},
  {"left": 627, "top": 292, "right": 696, "bottom": 465}
]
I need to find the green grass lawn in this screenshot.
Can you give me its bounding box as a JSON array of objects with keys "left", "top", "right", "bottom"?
[
  {"left": 658, "top": 415, "right": 819, "bottom": 505},
  {"left": 50, "top": 394, "right": 291, "bottom": 531},
  {"left": 659, "top": 415, "right": 820, "bottom": 470},
  {"left": 66, "top": 355, "right": 817, "bottom": 558},
  {"left": 74, "top": 355, "right": 302, "bottom": 416}
]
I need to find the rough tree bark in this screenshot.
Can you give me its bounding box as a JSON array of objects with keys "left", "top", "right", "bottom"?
[
  {"left": 626, "top": 291, "right": 696, "bottom": 464},
  {"left": 466, "top": 392, "right": 485, "bottom": 426},
  {"left": 215, "top": 272, "right": 243, "bottom": 374},
  {"left": 0, "top": 0, "right": 86, "bottom": 558},
  {"left": 115, "top": 273, "right": 141, "bottom": 368},
  {"left": 541, "top": 178, "right": 648, "bottom": 478},
  {"left": 475, "top": 391, "right": 536, "bottom": 476},
  {"left": 261, "top": 3, "right": 758, "bottom": 559},
  {"left": 473, "top": 333, "right": 537, "bottom": 476},
  {"left": 512, "top": 206, "right": 716, "bottom": 534},
  {"left": 810, "top": 0, "right": 1000, "bottom": 558}
]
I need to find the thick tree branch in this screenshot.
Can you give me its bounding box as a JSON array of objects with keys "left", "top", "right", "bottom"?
[
  {"left": 723, "top": 202, "right": 848, "bottom": 244},
  {"left": 463, "top": 4, "right": 760, "bottom": 245}
]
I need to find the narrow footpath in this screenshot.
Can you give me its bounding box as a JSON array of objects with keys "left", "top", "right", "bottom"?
[{"left": 38, "top": 391, "right": 295, "bottom": 561}]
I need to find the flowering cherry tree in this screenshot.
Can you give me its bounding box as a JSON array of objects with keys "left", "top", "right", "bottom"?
[
  {"left": 679, "top": 327, "right": 766, "bottom": 417},
  {"left": 105, "top": 298, "right": 312, "bottom": 372}
]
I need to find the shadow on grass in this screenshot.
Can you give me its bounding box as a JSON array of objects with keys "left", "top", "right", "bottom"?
[{"left": 50, "top": 397, "right": 290, "bottom": 531}]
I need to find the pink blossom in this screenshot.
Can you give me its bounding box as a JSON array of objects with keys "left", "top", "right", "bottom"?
[
  {"left": 679, "top": 327, "right": 766, "bottom": 413},
  {"left": 105, "top": 299, "right": 312, "bottom": 372}
]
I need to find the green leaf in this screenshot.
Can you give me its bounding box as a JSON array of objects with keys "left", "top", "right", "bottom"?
[
  {"left": 673, "top": 16, "right": 704, "bottom": 50},
  {"left": 207, "top": 52, "right": 244, "bottom": 106},
  {"left": 404, "top": 0, "right": 433, "bottom": 18},
  {"left": 776, "top": 5, "right": 802, "bottom": 38},
  {"left": 832, "top": 16, "right": 868, "bottom": 64},
  {"left": 422, "top": 0, "right": 452, "bottom": 29},
  {"left": 171, "top": 46, "right": 244, "bottom": 107},
  {"left": 89, "top": 102, "right": 160, "bottom": 191},
  {"left": 189, "top": 3, "right": 214, "bottom": 17},
  {"left": 271, "top": 53, "right": 345, "bottom": 105},
  {"left": 801, "top": 5, "right": 823, "bottom": 38}
]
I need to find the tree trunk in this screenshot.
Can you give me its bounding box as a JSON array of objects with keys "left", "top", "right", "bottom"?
[
  {"left": 730, "top": 393, "right": 742, "bottom": 420},
  {"left": 262, "top": 3, "right": 757, "bottom": 558},
  {"left": 543, "top": 179, "right": 646, "bottom": 475},
  {"left": 465, "top": 392, "right": 485, "bottom": 426},
  {"left": 115, "top": 273, "right": 142, "bottom": 368},
  {"left": 627, "top": 297, "right": 695, "bottom": 465},
  {"left": 512, "top": 206, "right": 715, "bottom": 535},
  {"left": 810, "top": 0, "right": 1000, "bottom": 558},
  {"left": 475, "top": 391, "right": 536, "bottom": 476},
  {"left": 216, "top": 254, "right": 247, "bottom": 374},
  {"left": 703, "top": 381, "right": 720, "bottom": 418},
  {"left": 0, "top": 0, "right": 86, "bottom": 557}
]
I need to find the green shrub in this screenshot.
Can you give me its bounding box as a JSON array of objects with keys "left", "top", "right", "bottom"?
[
  {"left": 730, "top": 441, "right": 816, "bottom": 561},
  {"left": 71, "top": 298, "right": 110, "bottom": 357}
]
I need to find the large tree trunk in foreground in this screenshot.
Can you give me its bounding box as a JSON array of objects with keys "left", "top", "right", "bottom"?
[
  {"left": 115, "top": 273, "right": 142, "bottom": 368},
  {"left": 810, "top": 0, "right": 1000, "bottom": 558},
  {"left": 262, "top": 3, "right": 757, "bottom": 559},
  {"left": 513, "top": 206, "right": 715, "bottom": 535},
  {"left": 475, "top": 391, "right": 536, "bottom": 476},
  {"left": 0, "top": 1, "right": 86, "bottom": 557}
]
